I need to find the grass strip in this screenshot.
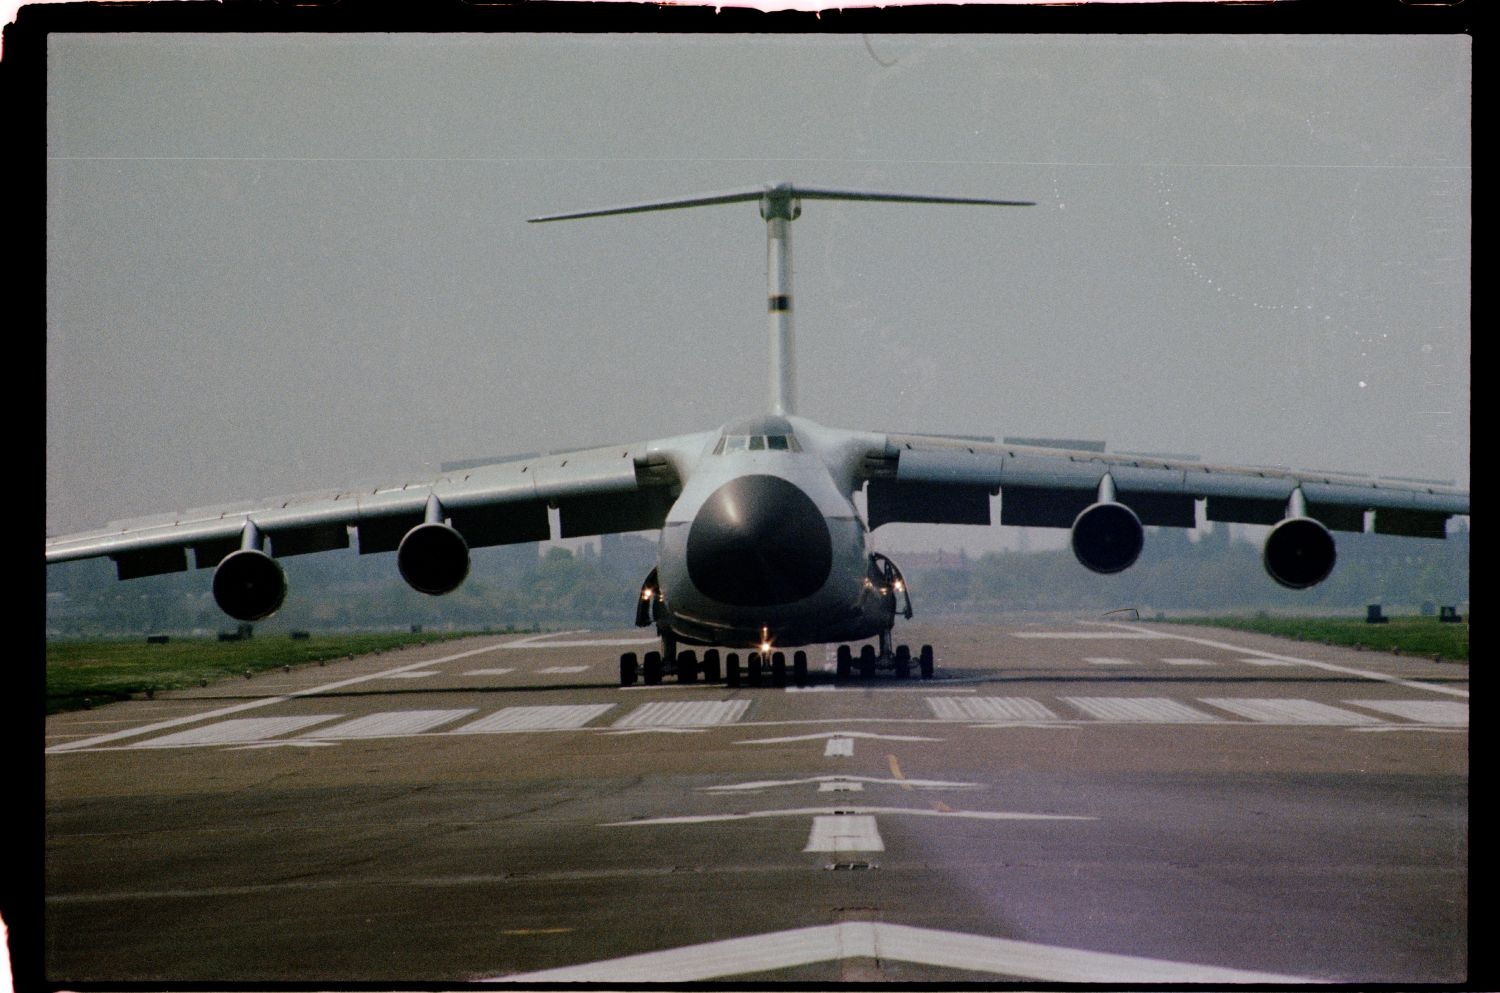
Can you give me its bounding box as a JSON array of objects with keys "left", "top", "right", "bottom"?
[
  {"left": 1167, "top": 615, "right": 1468, "bottom": 662},
  {"left": 45, "top": 631, "right": 484, "bottom": 714}
]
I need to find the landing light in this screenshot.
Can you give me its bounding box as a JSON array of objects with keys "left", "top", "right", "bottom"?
[
  {"left": 641, "top": 587, "right": 654, "bottom": 601},
  {"left": 894, "top": 580, "right": 905, "bottom": 592}
]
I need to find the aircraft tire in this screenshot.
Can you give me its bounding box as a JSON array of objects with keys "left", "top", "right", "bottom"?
[
  {"left": 894, "top": 644, "right": 911, "bottom": 679},
  {"left": 748, "top": 652, "right": 763, "bottom": 686},
  {"left": 644, "top": 650, "right": 663, "bottom": 686},
  {"left": 620, "top": 652, "right": 638, "bottom": 687},
  {"left": 859, "top": 644, "right": 876, "bottom": 679},
  {"left": 726, "top": 652, "right": 741, "bottom": 687},
  {"left": 678, "top": 649, "right": 698, "bottom": 683},
  {"left": 771, "top": 651, "right": 787, "bottom": 685},
  {"left": 703, "top": 649, "right": 722, "bottom": 683},
  {"left": 836, "top": 644, "right": 852, "bottom": 680},
  {"left": 793, "top": 650, "right": 808, "bottom": 686},
  {"left": 919, "top": 644, "right": 934, "bottom": 680}
]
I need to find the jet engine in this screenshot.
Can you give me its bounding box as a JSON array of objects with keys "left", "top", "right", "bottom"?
[
  {"left": 1071, "top": 501, "right": 1145, "bottom": 575},
  {"left": 1262, "top": 516, "right": 1336, "bottom": 589},
  {"left": 212, "top": 548, "right": 288, "bottom": 621},
  {"left": 397, "top": 522, "right": 471, "bottom": 595}
]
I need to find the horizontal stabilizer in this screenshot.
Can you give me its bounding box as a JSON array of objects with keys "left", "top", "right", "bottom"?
[{"left": 530, "top": 183, "right": 1033, "bottom": 223}]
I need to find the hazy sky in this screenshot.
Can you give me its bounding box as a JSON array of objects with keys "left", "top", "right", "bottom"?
[{"left": 45, "top": 33, "right": 1470, "bottom": 554}]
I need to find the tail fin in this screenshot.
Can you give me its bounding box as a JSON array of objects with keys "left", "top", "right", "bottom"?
[{"left": 530, "top": 183, "right": 1034, "bottom": 416}]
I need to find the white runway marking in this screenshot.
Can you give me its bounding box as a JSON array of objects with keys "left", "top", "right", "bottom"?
[
  {"left": 1161, "top": 657, "right": 1215, "bottom": 666},
  {"left": 464, "top": 668, "right": 515, "bottom": 676},
  {"left": 820, "top": 781, "right": 862, "bottom": 792},
  {"left": 497, "top": 922, "right": 1308, "bottom": 983},
  {"left": 1344, "top": 699, "right": 1468, "bottom": 725},
  {"left": 1084, "top": 656, "right": 1135, "bottom": 666},
  {"left": 47, "top": 638, "right": 521, "bottom": 753},
  {"left": 1062, "top": 697, "right": 1222, "bottom": 723},
  {"left": 927, "top": 697, "right": 1058, "bottom": 722},
  {"left": 452, "top": 704, "right": 615, "bottom": 733},
  {"left": 604, "top": 806, "right": 1094, "bottom": 827},
  {"left": 613, "top": 700, "right": 751, "bottom": 728},
  {"left": 130, "top": 715, "right": 341, "bottom": 748},
  {"left": 1012, "top": 631, "right": 1169, "bottom": 640},
  {"left": 304, "top": 709, "right": 477, "bottom": 739},
  {"left": 537, "top": 665, "right": 590, "bottom": 674},
  {"left": 703, "top": 775, "right": 977, "bottom": 793},
  {"left": 501, "top": 631, "right": 655, "bottom": 649},
  {"left": 738, "top": 731, "right": 943, "bottom": 745},
  {"left": 1201, "top": 698, "right": 1384, "bottom": 725},
  {"left": 385, "top": 671, "right": 439, "bottom": 679},
  {"left": 804, "top": 814, "right": 883, "bottom": 852},
  {"left": 1093, "top": 622, "right": 1469, "bottom": 698},
  {"left": 824, "top": 737, "right": 854, "bottom": 757},
  {"left": 1238, "top": 657, "right": 1296, "bottom": 667}
]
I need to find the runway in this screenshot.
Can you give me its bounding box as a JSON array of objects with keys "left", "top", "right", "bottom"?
[{"left": 44, "top": 620, "right": 1468, "bottom": 982}]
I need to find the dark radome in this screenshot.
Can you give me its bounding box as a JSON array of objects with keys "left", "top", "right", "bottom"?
[{"left": 687, "top": 475, "right": 832, "bottom": 606}]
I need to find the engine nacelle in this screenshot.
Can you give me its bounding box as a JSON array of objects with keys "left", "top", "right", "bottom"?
[
  {"left": 397, "top": 522, "right": 470, "bottom": 595},
  {"left": 1071, "top": 501, "right": 1144, "bottom": 575},
  {"left": 1262, "top": 516, "right": 1336, "bottom": 589},
  {"left": 212, "top": 548, "right": 288, "bottom": 621}
]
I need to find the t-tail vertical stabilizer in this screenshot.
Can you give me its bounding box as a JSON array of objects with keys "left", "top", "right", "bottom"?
[{"left": 529, "top": 183, "right": 1034, "bottom": 416}]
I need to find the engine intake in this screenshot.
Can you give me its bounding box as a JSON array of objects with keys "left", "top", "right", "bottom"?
[
  {"left": 212, "top": 549, "right": 287, "bottom": 621},
  {"left": 1263, "top": 516, "right": 1336, "bottom": 589},
  {"left": 398, "top": 522, "right": 470, "bottom": 595},
  {"left": 1071, "top": 501, "right": 1144, "bottom": 575}
]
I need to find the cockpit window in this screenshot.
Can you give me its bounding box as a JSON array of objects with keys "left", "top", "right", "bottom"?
[{"left": 714, "top": 432, "right": 801, "bottom": 454}]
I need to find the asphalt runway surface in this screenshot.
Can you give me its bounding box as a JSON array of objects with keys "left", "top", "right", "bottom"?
[{"left": 45, "top": 620, "right": 1468, "bottom": 983}]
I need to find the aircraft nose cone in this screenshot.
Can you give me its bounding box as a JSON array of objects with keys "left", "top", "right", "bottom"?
[{"left": 686, "top": 475, "right": 832, "bottom": 606}]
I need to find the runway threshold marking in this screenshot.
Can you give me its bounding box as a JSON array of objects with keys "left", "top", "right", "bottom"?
[
  {"left": 738, "top": 731, "right": 943, "bottom": 745},
  {"left": 1200, "top": 698, "right": 1384, "bottom": 725},
  {"left": 1345, "top": 699, "right": 1467, "bottom": 725},
  {"left": 1092, "top": 622, "right": 1469, "bottom": 699},
  {"left": 303, "top": 709, "right": 478, "bottom": 739},
  {"left": 1061, "top": 697, "right": 1222, "bottom": 723},
  {"left": 824, "top": 737, "right": 854, "bottom": 757},
  {"left": 46, "top": 638, "right": 523, "bottom": 753},
  {"left": 701, "top": 775, "right": 978, "bottom": 793},
  {"left": 452, "top": 705, "right": 615, "bottom": 733},
  {"left": 127, "top": 715, "right": 342, "bottom": 748},
  {"left": 928, "top": 697, "right": 1059, "bottom": 722},
  {"left": 613, "top": 700, "right": 750, "bottom": 728},
  {"left": 497, "top": 922, "right": 1309, "bottom": 983}
]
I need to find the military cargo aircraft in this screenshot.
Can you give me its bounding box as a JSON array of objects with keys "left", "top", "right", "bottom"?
[{"left": 45, "top": 184, "right": 1470, "bottom": 687}]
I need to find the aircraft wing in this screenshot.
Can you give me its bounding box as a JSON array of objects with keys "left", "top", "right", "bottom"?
[
  {"left": 859, "top": 432, "right": 1469, "bottom": 537},
  {"left": 46, "top": 431, "right": 714, "bottom": 580}
]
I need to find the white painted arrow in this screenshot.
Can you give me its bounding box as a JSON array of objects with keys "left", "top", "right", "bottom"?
[{"left": 496, "top": 922, "right": 1311, "bottom": 983}]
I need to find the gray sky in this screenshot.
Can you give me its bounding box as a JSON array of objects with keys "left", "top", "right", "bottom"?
[{"left": 46, "top": 33, "right": 1470, "bottom": 554}]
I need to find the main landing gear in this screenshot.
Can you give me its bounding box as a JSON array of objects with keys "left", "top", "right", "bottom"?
[
  {"left": 618, "top": 646, "right": 811, "bottom": 687},
  {"left": 833, "top": 641, "right": 934, "bottom": 680}
]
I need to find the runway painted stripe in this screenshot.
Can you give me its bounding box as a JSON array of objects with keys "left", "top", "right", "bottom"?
[
  {"left": 804, "top": 814, "right": 883, "bottom": 852},
  {"left": 129, "top": 715, "right": 341, "bottom": 748},
  {"left": 1062, "top": 697, "right": 1221, "bottom": 723},
  {"left": 303, "top": 709, "right": 477, "bottom": 739},
  {"left": 498, "top": 922, "right": 1307, "bottom": 983},
  {"left": 1084, "top": 656, "right": 1134, "bottom": 666},
  {"left": 613, "top": 700, "right": 750, "bottom": 728},
  {"left": 464, "top": 668, "right": 515, "bottom": 676},
  {"left": 703, "top": 775, "right": 977, "bottom": 792},
  {"left": 453, "top": 705, "right": 615, "bottom": 733},
  {"left": 1012, "top": 631, "right": 1169, "bottom": 639},
  {"left": 1093, "top": 621, "right": 1468, "bottom": 698},
  {"left": 604, "top": 806, "right": 1094, "bottom": 827},
  {"left": 927, "top": 696, "right": 1058, "bottom": 722},
  {"left": 1161, "top": 657, "right": 1214, "bottom": 666},
  {"left": 1200, "top": 698, "right": 1384, "bottom": 725},
  {"left": 824, "top": 737, "right": 854, "bottom": 757},
  {"left": 385, "top": 671, "right": 439, "bottom": 678},
  {"left": 537, "top": 665, "right": 590, "bottom": 674},
  {"left": 47, "top": 638, "right": 522, "bottom": 753},
  {"left": 1238, "top": 657, "right": 1295, "bottom": 667},
  {"left": 1344, "top": 699, "right": 1468, "bottom": 725}
]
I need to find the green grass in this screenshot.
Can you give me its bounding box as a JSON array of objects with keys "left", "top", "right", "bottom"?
[
  {"left": 45, "top": 631, "right": 484, "bottom": 714},
  {"left": 1167, "top": 615, "right": 1468, "bottom": 662}
]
